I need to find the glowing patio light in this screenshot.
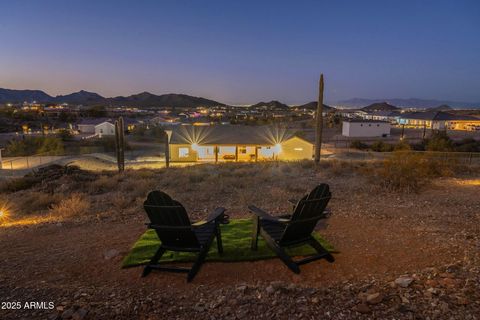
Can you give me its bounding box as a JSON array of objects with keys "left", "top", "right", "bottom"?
[
  {"left": 191, "top": 143, "right": 199, "bottom": 151},
  {"left": 273, "top": 143, "right": 282, "bottom": 154}
]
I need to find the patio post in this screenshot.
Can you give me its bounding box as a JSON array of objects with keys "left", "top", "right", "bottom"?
[
  {"left": 235, "top": 146, "right": 238, "bottom": 162},
  {"left": 255, "top": 146, "right": 258, "bottom": 162},
  {"left": 215, "top": 146, "right": 218, "bottom": 163}
]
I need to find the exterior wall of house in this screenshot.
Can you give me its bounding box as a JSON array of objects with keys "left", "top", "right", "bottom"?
[
  {"left": 170, "top": 144, "right": 197, "bottom": 162},
  {"left": 95, "top": 122, "right": 116, "bottom": 136},
  {"left": 169, "top": 136, "right": 313, "bottom": 162},
  {"left": 342, "top": 121, "right": 390, "bottom": 137},
  {"left": 77, "top": 124, "right": 96, "bottom": 133},
  {"left": 277, "top": 137, "right": 313, "bottom": 161},
  {"left": 448, "top": 120, "right": 480, "bottom": 131}
]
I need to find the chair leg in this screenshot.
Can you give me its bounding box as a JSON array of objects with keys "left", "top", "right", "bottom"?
[
  {"left": 251, "top": 216, "right": 260, "bottom": 250},
  {"left": 262, "top": 231, "right": 300, "bottom": 274},
  {"left": 309, "top": 238, "right": 335, "bottom": 263},
  {"left": 215, "top": 224, "right": 223, "bottom": 254},
  {"left": 187, "top": 246, "right": 209, "bottom": 282},
  {"left": 142, "top": 247, "right": 166, "bottom": 277}
]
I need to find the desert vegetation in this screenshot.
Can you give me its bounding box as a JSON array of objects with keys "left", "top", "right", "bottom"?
[
  {"left": 0, "top": 158, "right": 479, "bottom": 319},
  {"left": 350, "top": 132, "right": 480, "bottom": 153}
]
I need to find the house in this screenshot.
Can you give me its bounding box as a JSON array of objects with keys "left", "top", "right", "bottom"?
[
  {"left": 95, "top": 121, "right": 115, "bottom": 136},
  {"left": 342, "top": 120, "right": 391, "bottom": 137},
  {"left": 167, "top": 125, "right": 313, "bottom": 162},
  {"left": 363, "top": 110, "right": 401, "bottom": 123},
  {"left": 77, "top": 118, "right": 140, "bottom": 136},
  {"left": 76, "top": 118, "right": 111, "bottom": 134},
  {"left": 398, "top": 111, "right": 480, "bottom": 131}
]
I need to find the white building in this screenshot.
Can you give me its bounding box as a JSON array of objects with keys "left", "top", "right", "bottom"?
[
  {"left": 342, "top": 120, "right": 391, "bottom": 137},
  {"left": 95, "top": 121, "right": 116, "bottom": 136}
]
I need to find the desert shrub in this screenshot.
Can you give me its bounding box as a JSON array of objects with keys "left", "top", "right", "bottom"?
[
  {"left": 57, "top": 129, "right": 73, "bottom": 141},
  {"left": 89, "top": 175, "right": 118, "bottom": 194},
  {"left": 376, "top": 151, "right": 431, "bottom": 193},
  {"left": 119, "top": 178, "right": 156, "bottom": 199},
  {"left": 4, "top": 136, "right": 64, "bottom": 156},
  {"left": 49, "top": 193, "right": 90, "bottom": 217},
  {"left": 454, "top": 138, "right": 480, "bottom": 152},
  {"left": 111, "top": 192, "right": 133, "bottom": 210},
  {"left": 0, "top": 177, "right": 36, "bottom": 193},
  {"left": 37, "top": 137, "right": 64, "bottom": 155},
  {"left": 426, "top": 131, "right": 453, "bottom": 152},
  {"left": 17, "top": 191, "right": 60, "bottom": 214},
  {"left": 371, "top": 141, "right": 394, "bottom": 152},
  {"left": 350, "top": 140, "right": 368, "bottom": 150},
  {"left": 394, "top": 141, "right": 412, "bottom": 151}
]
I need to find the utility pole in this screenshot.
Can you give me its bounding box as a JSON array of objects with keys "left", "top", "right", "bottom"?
[{"left": 314, "top": 74, "right": 324, "bottom": 163}]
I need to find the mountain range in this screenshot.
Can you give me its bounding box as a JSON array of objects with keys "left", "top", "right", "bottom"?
[
  {"left": 1, "top": 87, "right": 479, "bottom": 109},
  {"left": 336, "top": 98, "right": 480, "bottom": 109},
  {"left": 0, "top": 88, "right": 225, "bottom": 109}
]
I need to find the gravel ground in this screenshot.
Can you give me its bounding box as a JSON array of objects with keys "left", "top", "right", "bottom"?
[{"left": 0, "top": 165, "right": 479, "bottom": 319}]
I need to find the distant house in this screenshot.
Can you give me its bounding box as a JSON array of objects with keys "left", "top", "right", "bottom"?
[
  {"left": 342, "top": 120, "right": 391, "bottom": 137},
  {"left": 77, "top": 118, "right": 139, "bottom": 137},
  {"left": 398, "top": 111, "right": 480, "bottom": 131},
  {"left": 95, "top": 121, "right": 116, "bottom": 136},
  {"left": 77, "top": 118, "right": 111, "bottom": 134},
  {"left": 167, "top": 125, "right": 313, "bottom": 162},
  {"left": 363, "top": 110, "right": 401, "bottom": 122}
]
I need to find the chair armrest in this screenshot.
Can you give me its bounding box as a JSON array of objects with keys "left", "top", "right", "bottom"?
[
  {"left": 248, "top": 205, "right": 286, "bottom": 222},
  {"left": 193, "top": 207, "right": 228, "bottom": 226}
]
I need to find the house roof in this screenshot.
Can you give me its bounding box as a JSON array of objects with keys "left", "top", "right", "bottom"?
[
  {"left": 343, "top": 119, "right": 390, "bottom": 123},
  {"left": 366, "top": 110, "right": 401, "bottom": 117},
  {"left": 77, "top": 118, "right": 112, "bottom": 125},
  {"left": 77, "top": 117, "right": 140, "bottom": 126},
  {"left": 400, "top": 111, "right": 479, "bottom": 121},
  {"left": 169, "top": 125, "right": 302, "bottom": 145}
]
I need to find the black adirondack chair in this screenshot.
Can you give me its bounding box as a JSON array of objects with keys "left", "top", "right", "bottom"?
[
  {"left": 249, "top": 184, "right": 334, "bottom": 274},
  {"left": 142, "top": 190, "right": 228, "bottom": 282}
]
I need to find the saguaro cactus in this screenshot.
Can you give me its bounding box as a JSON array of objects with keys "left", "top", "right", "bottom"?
[
  {"left": 115, "top": 117, "right": 125, "bottom": 172},
  {"left": 314, "top": 74, "right": 324, "bottom": 163}
]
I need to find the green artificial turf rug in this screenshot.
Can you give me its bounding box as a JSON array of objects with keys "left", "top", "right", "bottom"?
[{"left": 122, "top": 218, "right": 336, "bottom": 268}]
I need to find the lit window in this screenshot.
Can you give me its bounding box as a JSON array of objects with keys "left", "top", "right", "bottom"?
[
  {"left": 294, "top": 148, "right": 303, "bottom": 151},
  {"left": 179, "top": 148, "right": 189, "bottom": 158}
]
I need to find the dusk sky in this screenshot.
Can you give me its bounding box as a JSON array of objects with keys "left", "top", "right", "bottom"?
[{"left": 1, "top": 0, "right": 479, "bottom": 105}]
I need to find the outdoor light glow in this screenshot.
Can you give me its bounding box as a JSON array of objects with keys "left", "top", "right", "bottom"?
[
  {"left": 0, "top": 207, "right": 9, "bottom": 225},
  {"left": 191, "top": 143, "right": 199, "bottom": 151},
  {"left": 273, "top": 144, "right": 282, "bottom": 154}
]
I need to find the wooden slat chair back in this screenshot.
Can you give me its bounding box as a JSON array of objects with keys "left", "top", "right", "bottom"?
[
  {"left": 281, "top": 184, "right": 331, "bottom": 245},
  {"left": 249, "top": 184, "right": 334, "bottom": 274},
  {"left": 143, "top": 191, "right": 200, "bottom": 250},
  {"left": 142, "top": 190, "right": 227, "bottom": 282}
]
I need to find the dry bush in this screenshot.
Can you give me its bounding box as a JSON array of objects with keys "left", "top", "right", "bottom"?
[
  {"left": 375, "top": 151, "right": 432, "bottom": 193},
  {"left": 0, "top": 177, "right": 36, "bottom": 193},
  {"left": 110, "top": 191, "right": 134, "bottom": 211},
  {"left": 49, "top": 193, "right": 91, "bottom": 218},
  {"left": 89, "top": 175, "right": 118, "bottom": 194},
  {"left": 16, "top": 191, "right": 61, "bottom": 215},
  {"left": 119, "top": 177, "right": 156, "bottom": 199}
]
